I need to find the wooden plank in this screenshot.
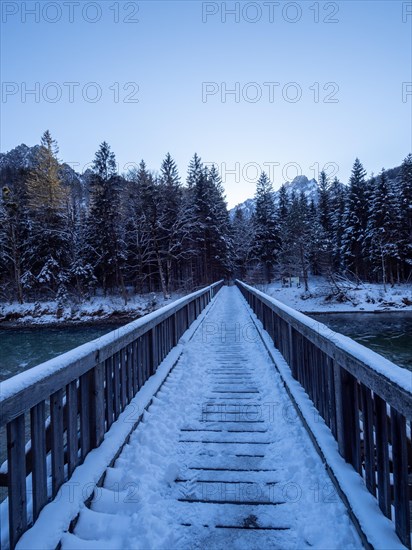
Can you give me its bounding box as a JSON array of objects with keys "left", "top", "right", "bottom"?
[
  {"left": 288, "top": 325, "right": 295, "bottom": 378},
  {"left": 332, "top": 362, "right": 362, "bottom": 472},
  {"left": 333, "top": 361, "right": 348, "bottom": 459},
  {"left": 7, "top": 414, "right": 27, "bottom": 549},
  {"left": 173, "top": 313, "right": 178, "bottom": 346},
  {"left": 137, "top": 338, "right": 144, "bottom": 389},
  {"left": 375, "top": 395, "right": 391, "bottom": 518},
  {"left": 327, "top": 356, "right": 337, "bottom": 438},
  {"left": 79, "top": 372, "right": 91, "bottom": 460},
  {"left": 126, "top": 344, "right": 133, "bottom": 402},
  {"left": 113, "top": 352, "right": 121, "bottom": 419},
  {"left": 185, "top": 304, "right": 190, "bottom": 330},
  {"left": 66, "top": 381, "right": 78, "bottom": 477},
  {"left": 150, "top": 327, "right": 158, "bottom": 376},
  {"left": 50, "top": 389, "right": 64, "bottom": 497},
  {"left": 30, "top": 401, "right": 47, "bottom": 522},
  {"left": 321, "top": 352, "right": 329, "bottom": 424},
  {"left": 120, "top": 348, "right": 127, "bottom": 410},
  {"left": 105, "top": 357, "right": 114, "bottom": 430},
  {"left": 132, "top": 340, "right": 138, "bottom": 394},
  {"left": 90, "top": 357, "right": 105, "bottom": 448},
  {"left": 360, "top": 384, "right": 376, "bottom": 496},
  {"left": 390, "top": 408, "right": 411, "bottom": 548},
  {"left": 141, "top": 336, "right": 149, "bottom": 384}
]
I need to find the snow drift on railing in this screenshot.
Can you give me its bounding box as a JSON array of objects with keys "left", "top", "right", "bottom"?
[
  {"left": 0, "top": 282, "right": 222, "bottom": 403},
  {"left": 237, "top": 281, "right": 412, "bottom": 392}
]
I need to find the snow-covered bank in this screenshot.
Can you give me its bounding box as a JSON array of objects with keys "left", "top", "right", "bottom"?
[
  {"left": 0, "top": 292, "right": 183, "bottom": 327},
  {"left": 257, "top": 276, "right": 412, "bottom": 313}
]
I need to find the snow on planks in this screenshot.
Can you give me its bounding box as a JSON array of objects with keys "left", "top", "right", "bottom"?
[{"left": 61, "top": 287, "right": 361, "bottom": 550}]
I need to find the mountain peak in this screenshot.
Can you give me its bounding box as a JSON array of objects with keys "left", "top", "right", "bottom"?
[
  {"left": 230, "top": 174, "right": 319, "bottom": 218},
  {"left": 283, "top": 175, "right": 318, "bottom": 193},
  {"left": 0, "top": 143, "right": 42, "bottom": 171}
]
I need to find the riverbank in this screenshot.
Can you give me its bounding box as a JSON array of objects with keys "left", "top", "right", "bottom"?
[
  {"left": 0, "top": 292, "right": 182, "bottom": 328},
  {"left": 257, "top": 277, "right": 412, "bottom": 313}
]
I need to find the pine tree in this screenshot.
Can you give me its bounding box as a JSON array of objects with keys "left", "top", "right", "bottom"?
[
  {"left": 329, "top": 177, "right": 346, "bottom": 272},
  {"left": 124, "top": 160, "right": 150, "bottom": 293},
  {"left": 318, "top": 171, "right": 331, "bottom": 233},
  {"left": 366, "top": 169, "right": 401, "bottom": 287},
  {"left": 316, "top": 171, "right": 333, "bottom": 274},
  {"left": 398, "top": 153, "right": 412, "bottom": 279},
  {"left": 87, "top": 142, "right": 126, "bottom": 298},
  {"left": 0, "top": 167, "right": 30, "bottom": 302},
  {"left": 279, "top": 190, "right": 311, "bottom": 291},
  {"left": 231, "top": 207, "right": 254, "bottom": 279},
  {"left": 341, "top": 158, "right": 369, "bottom": 280},
  {"left": 187, "top": 153, "right": 203, "bottom": 188},
  {"left": 308, "top": 196, "right": 324, "bottom": 276},
  {"left": 159, "top": 153, "right": 183, "bottom": 292},
  {"left": 205, "top": 164, "right": 231, "bottom": 280},
  {"left": 27, "top": 131, "right": 66, "bottom": 213},
  {"left": 277, "top": 184, "right": 289, "bottom": 220},
  {"left": 252, "top": 172, "right": 279, "bottom": 283},
  {"left": 26, "top": 131, "right": 70, "bottom": 294}
]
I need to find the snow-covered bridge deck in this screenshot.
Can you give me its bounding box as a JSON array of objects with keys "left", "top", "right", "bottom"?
[
  {"left": 61, "top": 286, "right": 360, "bottom": 549},
  {"left": 1, "top": 283, "right": 411, "bottom": 549}
]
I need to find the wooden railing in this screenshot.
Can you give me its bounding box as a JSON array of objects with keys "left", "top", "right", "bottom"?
[
  {"left": 0, "top": 281, "right": 223, "bottom": 549},
  {"left": 236, "top": 280, "right": 412, "bottom": 549}
]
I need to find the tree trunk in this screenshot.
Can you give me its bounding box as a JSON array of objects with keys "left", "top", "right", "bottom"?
[
  {"left": 380, "top": 246, "right": 387, "bottom": 292},
  {"left": 11, "top": 226, "right": 24, "bottom": 304},
  {"left": 299, "top": 244, "right": 309, "bottom": 292},
  {"left": 166, "top": 258, "right": 173, "bottom": 294}
]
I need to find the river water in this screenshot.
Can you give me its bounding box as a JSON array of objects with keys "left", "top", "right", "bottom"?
[
  {"left": 0, "top": 323, "right": 126, "bottom": 382},
  {"left": 0, "top": 313, "right": 411, "bottom": 383},
  {"left": 310, "top": 312, "right": 412, "bottom": 371}
]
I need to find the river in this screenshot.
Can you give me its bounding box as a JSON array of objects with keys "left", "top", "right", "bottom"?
[
  {"left": 0, "top": 323, "right": 126, "bottom": 382},
  {"left": 309, "top": 312, "right": 412, "bottom": 371},
  {"left": 0, "top": 313, "right": 411, "bottom": 383}
]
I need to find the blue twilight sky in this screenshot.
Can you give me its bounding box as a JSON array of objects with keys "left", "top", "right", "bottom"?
[{"left": 1, "top": 0, "right": 411, "bottom": 207}]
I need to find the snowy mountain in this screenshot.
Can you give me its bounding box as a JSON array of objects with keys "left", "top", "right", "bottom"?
[
  {"left": 0, "top": 143, "right": 87, "bottom": 199},
  {"left": 282, "top": 175, "right": 319, "bottom": 198},
  {"left": 0, "top": 144, "right": 41, "bottom": 171},
  {"left": 230, "top": 174, "right": 319, "bottom": 218}
]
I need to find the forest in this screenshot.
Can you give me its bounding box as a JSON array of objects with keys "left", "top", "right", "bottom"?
[{"left": 0, "top": 131, "right": 411, "bottom": 304}]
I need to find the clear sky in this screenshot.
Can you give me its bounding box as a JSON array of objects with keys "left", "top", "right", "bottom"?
[{"left": 1, "top": 0, "right": 411, "bottom": 207}]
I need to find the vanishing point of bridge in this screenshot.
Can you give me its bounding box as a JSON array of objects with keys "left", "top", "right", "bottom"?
[{"left": 0, "top": 282, "right": 411, "bottom": 549}]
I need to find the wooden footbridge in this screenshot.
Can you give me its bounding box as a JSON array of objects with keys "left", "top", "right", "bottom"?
[{"left": 0, "top": 282, "right": 411, "bottom": 549}]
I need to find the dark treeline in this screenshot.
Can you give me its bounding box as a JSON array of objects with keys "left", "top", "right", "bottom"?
[
  {"left": 239, "top": 156, "right": 412, "bottom": 290},
  {"left": 0, "top": 132, "right": 230, "bottom": 303},
  {"left": 0, "top": 131, "right": 411, "bottom": 304}
]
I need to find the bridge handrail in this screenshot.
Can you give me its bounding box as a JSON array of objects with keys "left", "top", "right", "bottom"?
[
  {"left": 0, "top": 280, "right": 224, "bottom": 549},
  {"left": 236, "top": 281, "right": 411, "bottom": 416},
  {"left": 0, "top": 281, "right": 223, "bottom": 424},
  {"left": 236, "top": 280, "right": 411, "bottom": 549}
]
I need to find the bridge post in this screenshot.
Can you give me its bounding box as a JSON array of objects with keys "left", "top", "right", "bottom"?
[
  {"left": 7, "top": 414, "right": 27, "bottom": 550},
  {"left": 80, "top": 372, "right": 91, "bottom": 459},
  {"left": 120, "top": 348, "right": 127, "bottom": 409},
  {"left": 172, "top": 313, "right": 178, "bottom": 346},
  {"left": 90, "top": 354, "right": 105, "bottom": 448},
  {"left": 333, "top": 363, "right": 361, "bottom": 472},
  {"left": 288, "top": 325, "right": 296, "bottom": 378},
  {"left": 31, "top": 401, "right": 48, "bottom": 520},
  {"left": 50, "top": 389, "right": 65, "bottom": 497},
  {"left": 391, "top": 408, "right": 411, "bottom": 548},
  {"left": 66, "top": 380, "right": 79, "bottom": 477},
  {"left": 150, "top": 328, "right": 158, "bottom": 375},
  {"left": 360, "top": 385, "right": 376, "bottom": 496},
  {"left": 375, "top": 395, "right": 391, "bottom": 518},
  {"left": 105, "top": 357, "right": 114, "bottom": 430}
]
